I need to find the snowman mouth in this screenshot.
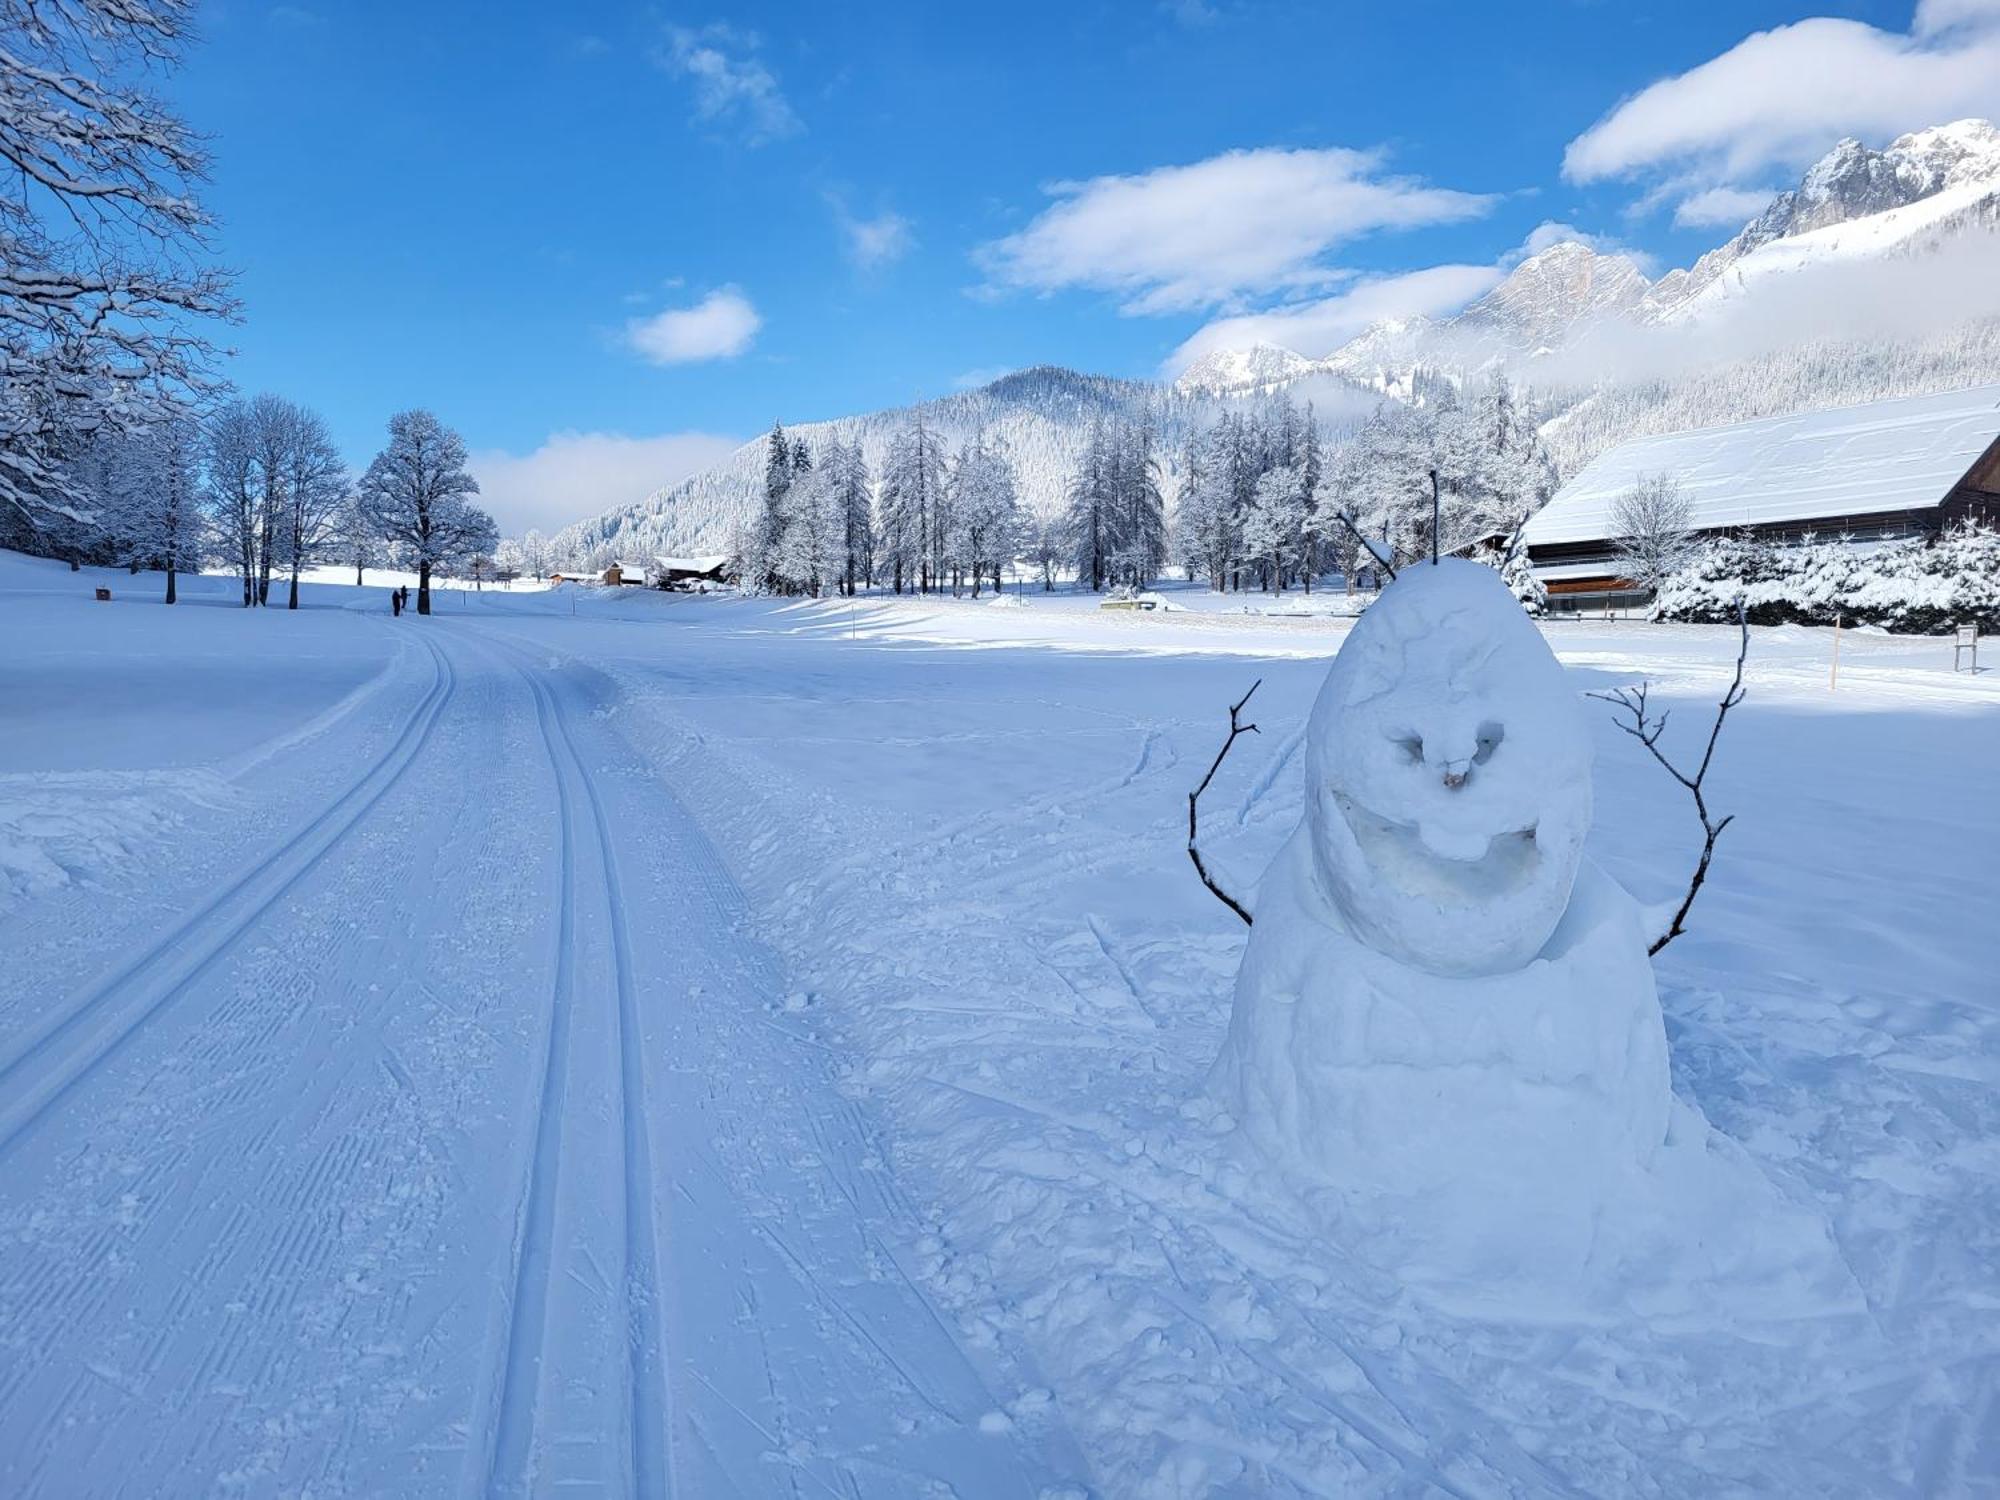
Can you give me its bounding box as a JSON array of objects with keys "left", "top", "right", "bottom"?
[{"left": 1332, "top": 792, "right": 1541, "bottom": 900}]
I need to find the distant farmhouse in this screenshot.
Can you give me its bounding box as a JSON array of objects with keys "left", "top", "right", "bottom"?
[
  {"left": 1523, "top": 385, "right": 2000, "bottom": 612},
  {"left": 546, "top": 557, "right": 730, "bottom": 590},
  {"left": 654, "top": 555, "right": 729, "bottom": 590}
]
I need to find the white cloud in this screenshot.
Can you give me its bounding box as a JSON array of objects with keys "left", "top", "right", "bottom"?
[
  {"left": 625, "top": 287, "right": 761, "bottom": 365},
  {"left": 976, "top": 147, "right": 1494, "bottom": 314},
  {"left": 1672, "top": 186, "right": 1776, "bottom": 228},
  {"left": 1915, "top": 0, "right": 2000, "bottom": 36},
  {"left": 1563, "top": 11, "right": 2000, "bottom": 211},
  {"left": 1163, "top": 263, "right": 1504, "bottom": 375},
  {"left": 829, "top": 198, "right": 914, "bottom": 269},
  {"left": 659, "top": 24, "right": 800, "bottom": 145},
  {"left": 469, "top": 431, "right": 742, "bottom": 537},
  {"left": 1506, "top": 219, "right": 1657, "bottom": 271}
]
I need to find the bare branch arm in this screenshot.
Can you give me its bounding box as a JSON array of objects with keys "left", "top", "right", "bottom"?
[
  {"left": 1587, "top": 602, "right": 1749, "bottom": 955},
  {"left": 1188, "top": 679, "right": 1262, "bottom": 926},
  {"left": 1326, "top": 509, "right": 1396, "bottom": 581}
]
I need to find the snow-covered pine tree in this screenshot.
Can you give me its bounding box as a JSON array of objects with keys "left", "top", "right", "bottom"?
[
  {"left": 826, "top": 440, "right": 874, "bottom": 594},
  {"left": 748, "top": 420, "right": 792, "bottom": 594},
  {"left": 1113, "top": 416, "right": 1167, "bottom": 589},
  {"left": 1501, "top": 544, "right": 1548, "bottom": 616},
  {"left": 878, "top": 419, "right": 947, "bottom": 594},
  {"left": 1244, "top": 464, "right": 1308, "bottom": 592},
  {"left": 1298, "top": 404, "right": 1324, "bottom": 588},
  {"left": 1173, "top": 434, "right": 1231, "bottom": 589},
  {"left": 946, "top": 434, "right": 1024, "bottom": 596},
  {"left": 1063, "top": 418, "right": 1111, "bottom": 591},
  {"left": 772, "top": 451, "right": 844, "bottom": 596}
]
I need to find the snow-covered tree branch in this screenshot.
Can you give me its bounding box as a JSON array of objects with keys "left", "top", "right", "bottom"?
[{"left": 0, "top": 0, "right": 234, "bottom": 537}]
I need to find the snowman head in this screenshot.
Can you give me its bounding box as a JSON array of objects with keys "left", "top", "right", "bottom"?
[{"left": 1303, "top": 559, "right": 1590, "bottom": 976}]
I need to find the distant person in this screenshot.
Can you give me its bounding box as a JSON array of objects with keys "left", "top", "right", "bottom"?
[{"left": 391, "top": 586, "right": 403, "bottom": 617}]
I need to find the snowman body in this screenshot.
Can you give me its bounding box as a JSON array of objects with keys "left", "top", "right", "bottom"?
[{"left": 1212, "top": 561, "right": 1671, "bottom": 1254}]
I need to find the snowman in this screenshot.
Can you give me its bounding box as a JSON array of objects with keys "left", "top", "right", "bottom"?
[{"left": 1211, "top": 559, "right": 1673, "bottom": 1280}]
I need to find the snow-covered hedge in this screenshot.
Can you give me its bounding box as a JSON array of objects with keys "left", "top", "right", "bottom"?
[{"left": 1655, "top": 523, "right": 2000, "bottom": 633}]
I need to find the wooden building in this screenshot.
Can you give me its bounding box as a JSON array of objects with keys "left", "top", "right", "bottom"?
[
  {"left": 653, "top": 555, "right": 730, "bottom": 590},
  {"left": 1522, "top": 384, "right": 2000, "bottom": 611}
]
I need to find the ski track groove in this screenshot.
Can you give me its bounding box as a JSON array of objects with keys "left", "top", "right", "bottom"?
[
  {"left": 475, "top": 635, "right": 672, "bottom": 1499},
  {"left": 478, "top": 654, "right": 582, "bottom": 1500},
  {"left": 539, "top": 655, "right": 674, "bottom": 1500},
  {"left": 0, "top": 636, "right": 456, "bottom": 1163}
]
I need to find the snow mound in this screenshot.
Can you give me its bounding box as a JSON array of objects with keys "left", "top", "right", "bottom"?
[
  {"left": 1211, "top": 561, "right": 1853, "bottom": 1312},
  {"left": 0, "top": 769, "right": 235, "bottom": 914}
]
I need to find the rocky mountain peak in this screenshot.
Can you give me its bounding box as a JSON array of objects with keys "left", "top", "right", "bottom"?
[
  {"left": 1172, "top": 341, "right": 1317, "bottom": 397},
  {"left": 1455, "top": 241, "right": 1651, "bottom": 350}
]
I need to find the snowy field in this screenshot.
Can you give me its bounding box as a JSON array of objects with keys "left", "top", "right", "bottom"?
[{"left": 0, "top": 549, "right": 1996, "bottom": 1496}]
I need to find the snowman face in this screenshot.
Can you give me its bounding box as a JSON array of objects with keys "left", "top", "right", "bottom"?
[{"left": 1303, "top": 561, "right": 1590, "bottom": 976}]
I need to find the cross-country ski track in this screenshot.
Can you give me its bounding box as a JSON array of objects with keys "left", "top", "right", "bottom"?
[{"left": 0, "top": 615, "right": 1063, "bottom": 1498}]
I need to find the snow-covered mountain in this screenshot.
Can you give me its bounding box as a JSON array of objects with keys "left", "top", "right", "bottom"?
[
  {"left": 1174, "top": 242, "right": 1656, "bottom": 403},
  {"left": 1457, "top": 240, "right": 1651, "bottom": 351},
  {"left": 1179, "top": 118, "right": 2000, "bottom": 402},
  {"left": 552, "top": 367, "right": 1216, "bottom": 563},
  {"left": 1644, "top": 119, "right": 2000, "bottom": 319},
  {"left": 1173, "top": 342, "right": 1320, "bottom": 398}
]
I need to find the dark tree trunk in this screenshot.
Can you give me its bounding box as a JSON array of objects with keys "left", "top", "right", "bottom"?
[
  {"left": 418, "top": 561, "right": 432, "bottom": 615},
  {"left": 165, "top": 565, "right": 177, "bottom": 605}
]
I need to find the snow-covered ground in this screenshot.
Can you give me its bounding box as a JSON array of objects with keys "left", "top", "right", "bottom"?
[{"left": 1, "top": 550, "right": 1995, "bottom": 1495}]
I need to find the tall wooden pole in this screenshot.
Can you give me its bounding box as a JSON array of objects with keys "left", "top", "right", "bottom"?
[{"left": 1429, "top": 468, "right": 1441, "bottom": 565}]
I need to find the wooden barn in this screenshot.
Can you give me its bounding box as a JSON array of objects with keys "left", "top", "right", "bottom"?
[{"left": 1522, "top": 384, "right": 2000, "bottom": 611}]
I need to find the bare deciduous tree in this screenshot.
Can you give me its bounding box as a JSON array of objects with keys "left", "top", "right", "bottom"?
[
  {"left": 0, "top": 0, "right": 234, "bottom": 532},
  {"left": 1610, "top": 472, "right": 1697, "bottom": 596},
  {"left": 357, "top": 410, "right": 495, "bottom": 616}
]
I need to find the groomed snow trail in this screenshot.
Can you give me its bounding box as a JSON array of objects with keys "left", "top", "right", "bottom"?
[{"left": 0, "top": 618, "right": 1061, "bottom": 1496}]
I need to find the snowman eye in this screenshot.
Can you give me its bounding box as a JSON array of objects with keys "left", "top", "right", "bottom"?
[
  {"left": 1473, "top": 723, "right": 1504, "bottom": 764},
  {"left": 1397, "top": 735, "right": 1424, "bottom": 764}
]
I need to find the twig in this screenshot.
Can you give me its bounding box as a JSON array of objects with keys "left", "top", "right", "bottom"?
[
  {"left": 1188, "top": 679, "right": 1261, "bottom": 926},
  {"left": 1328, "top": 509, "right": 1397, "bottom": 582},
  {"left": 1587, "top": 601, "right": 1749, "bottom": 955}
]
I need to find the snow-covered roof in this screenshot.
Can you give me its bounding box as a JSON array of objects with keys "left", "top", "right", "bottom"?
[
  {"left": 1523, "top": 384, "right": 2000, "bottom": 548},
  {"left": 654, "top": 554, "right": 729, "bottom": 573}
]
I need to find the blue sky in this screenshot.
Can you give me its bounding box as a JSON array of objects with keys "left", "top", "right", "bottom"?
[{"left": 174, "top": 0, "right": 1999, "bottom": 532}]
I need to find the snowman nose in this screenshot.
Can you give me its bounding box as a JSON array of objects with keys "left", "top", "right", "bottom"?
[{"left": 1441, "top": 766, "right": 1469, "bottom": 790}]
